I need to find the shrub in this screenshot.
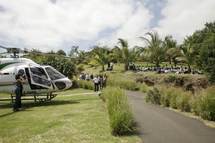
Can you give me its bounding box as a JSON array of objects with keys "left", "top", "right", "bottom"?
[
  {"left": 102, "top": 87, "right": 135, "bottom": 135},
  {"left": 77, "top": 80, "right": 94, "bottom": 90},
  {"left": 146, "top": 87, "right": 161, "bottom": 105},
  {"left": 71, "top": 79, "right": 79, "bottom": 88},
  {"left": 197, "top": 87, "right": 215, "bottom": 121}
]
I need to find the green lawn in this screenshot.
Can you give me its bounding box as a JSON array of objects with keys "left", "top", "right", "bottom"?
[{"left": 0, "top": 89, "right": 141, "bottom": 143}]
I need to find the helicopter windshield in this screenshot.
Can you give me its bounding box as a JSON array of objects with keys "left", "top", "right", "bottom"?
[{"left": 45, "top": 67, "right": 65, "bottom": 80}]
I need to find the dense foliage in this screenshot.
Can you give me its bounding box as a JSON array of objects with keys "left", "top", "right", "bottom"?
[{"left": 184, "top": 22, "right": 215, "bottom": 82}]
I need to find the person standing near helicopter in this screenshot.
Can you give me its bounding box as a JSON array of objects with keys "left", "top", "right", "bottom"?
[{"left": 13, "top": 73, "right": 25, "bottom": 111}]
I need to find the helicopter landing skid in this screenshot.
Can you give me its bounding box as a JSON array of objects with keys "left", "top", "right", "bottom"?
[{"left": 10, "top": 93, "right": 57, "bottom": 103}]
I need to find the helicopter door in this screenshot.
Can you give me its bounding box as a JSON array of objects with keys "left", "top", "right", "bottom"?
[{"left": 28, "top": 66, "right": 52, "bottom": 89}]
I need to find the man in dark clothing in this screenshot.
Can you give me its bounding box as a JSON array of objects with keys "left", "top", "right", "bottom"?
[{"left": 13, "top": 74, "right": 24, "bottom": 111}]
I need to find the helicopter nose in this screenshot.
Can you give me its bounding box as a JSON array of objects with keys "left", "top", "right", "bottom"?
[{"left": 66, "top": 79, "right": 73, "bottom": 89}]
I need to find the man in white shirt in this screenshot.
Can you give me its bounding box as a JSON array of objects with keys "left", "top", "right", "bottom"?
[{"left": 93, "top": 76, "right": 99, "bottom": 92}]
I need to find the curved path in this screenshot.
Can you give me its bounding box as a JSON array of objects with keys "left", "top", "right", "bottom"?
[{"left": 127, "top": 91, "right": 215, "bottom": 143}]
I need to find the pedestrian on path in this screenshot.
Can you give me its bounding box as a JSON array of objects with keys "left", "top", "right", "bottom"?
[{"left": 93, "top": 75, "right": 99, "bottom": 92}]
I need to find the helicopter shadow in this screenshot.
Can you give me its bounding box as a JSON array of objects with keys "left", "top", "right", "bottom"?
[{"left": 0, "top": 100, "right": 80, "bottom": 118}]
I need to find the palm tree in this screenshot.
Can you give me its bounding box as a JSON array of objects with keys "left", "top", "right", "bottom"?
[
  {"left": 163, "top": 36, "right": 181, "bottom": 67},
  {"left": 93, "top": 46, "right": 110, "bottom": 71},
  {"left": 180, "top": 43, "right": 195, "bottom": 73},
  {"left": 140, "top": 32, "right": 165, "bottom": 67},
  {"left": 117, "top": 38, "right": 140, "bottom": 71},
  {"left": 166, "top": 47, "right": 181, "bottom": 67}
]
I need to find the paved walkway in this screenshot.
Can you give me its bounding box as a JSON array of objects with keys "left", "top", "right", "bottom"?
[{"left": 127, "top": 91, "right": 215, "bottom": 143}]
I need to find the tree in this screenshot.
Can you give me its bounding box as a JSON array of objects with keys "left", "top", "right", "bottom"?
[
  {"left": 69, "top": 46, "right": 79, "bottom": 58},
  {"left": 117, "top": 38, "right": 140, "bottom": 71},
  {"left": 57, "top": 50, "right": 66, "bottom": 56},
  {"left": 93, "top": 46, "right": 110, "bottom": 71},
  {"left": 166, "top": 47, "right": 181, "bottom": 67},
  {"left": 199, "top": 36, "right": 215, "bottom": 83},
  {"left": 140, "top": 32, "right": 165, "bottom": 67},
  {"left": 180, "top": 43, "right": 196, "bottom": 73},
  {"left": 163, "top": 36, "right": 179, "bottom": 66}
]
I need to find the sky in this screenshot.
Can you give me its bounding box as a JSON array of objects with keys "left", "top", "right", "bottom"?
[{"left": 0, "top": 0, "right": 215, "bottom": 53}]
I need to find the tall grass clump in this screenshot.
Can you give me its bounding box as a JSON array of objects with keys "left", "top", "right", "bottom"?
[
  {"left": 194, "top": 87, "right": 215, "bottom": 121},
  {"left": 147, "top": 86, "right": 192, "bottom": 112},
  {"left": 139, "top": 83, "right": 150, "bottom": 93},
  {"left": 77, "top": 80, "right": 94, "bottom": 90},
  {"left": 102, "top": 87, "right": 135, "bottom": 135},
  {"left": 107, "top": 76, "right": 139, "bottom": 91},
  {"left": 160, "top": 86, "right": 172, "bottom": 107},
  {"left": 175, "top": 92, "right": 192, "bottom": 112},
  {"left": 160, "top": 87, "right": 181, "bottom": 109},
  {"left": 146, "top": 87, "right": 161, "bottom": 105}
]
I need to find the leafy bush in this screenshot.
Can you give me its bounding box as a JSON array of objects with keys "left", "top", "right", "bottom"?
[
  {"left": 77, "top": 80, "right": 94, "bottom": 90},
  {"left": 146, "top": 87, "right": 161, "bottom": 105},
  {"left": 71, "top": 79, "right": 79, "bottom": 88},
  {"left": 102, "top": 87, "right": 135, "bottom": 135}
]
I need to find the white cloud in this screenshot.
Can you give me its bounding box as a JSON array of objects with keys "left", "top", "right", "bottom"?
[
  {"left": 0, "top": 0, "right": 214, "bottom": 52},
  {"left": 0, "top": 0, "right": 144, "bottom": 51},
  {"left": 156, "top": 0, "right": 215, "bottom": 43},
  {"left": 97, "top": 1, "right": 152, "bottom": 48}
]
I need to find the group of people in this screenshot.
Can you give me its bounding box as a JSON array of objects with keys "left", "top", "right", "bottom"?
[
  {"left": 129, "top": 63, "right": 203, "bottom": 75},
  {"left": 93, "top": 74, "right": 107, "bottom": 92},
  {"left": 79, "top": 73, "right": 107, "bottom": 92}
]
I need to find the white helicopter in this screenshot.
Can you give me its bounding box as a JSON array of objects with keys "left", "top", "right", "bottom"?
[{"left": 0, "top": 45, "right": 72, "bottom": 102}]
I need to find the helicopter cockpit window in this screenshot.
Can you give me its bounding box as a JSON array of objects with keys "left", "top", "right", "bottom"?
[
  {"left": 45, "top": 67, "right": 65, "bottom": 80},
  {"left": 30, "top": 67, "right": 48, "bottom": 79},
  {"left": 29, "top": 67, "right": 51, "bottom": 87}
]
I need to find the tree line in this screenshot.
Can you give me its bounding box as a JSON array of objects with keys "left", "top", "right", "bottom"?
[
  {"left": 27, "top": 22, "right": 215, "bottom": 83},
  {"left": 89, "top": 22, "right": 215, "bottom": 83}
]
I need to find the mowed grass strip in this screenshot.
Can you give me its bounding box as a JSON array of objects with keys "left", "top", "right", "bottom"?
[{"left": 0, "top": 89, "right": 141, "bottom": 143}]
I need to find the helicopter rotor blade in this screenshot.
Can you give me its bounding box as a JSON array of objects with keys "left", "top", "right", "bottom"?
[{"left": 0, "top": 45, "right": 8, "bottom": 50}]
